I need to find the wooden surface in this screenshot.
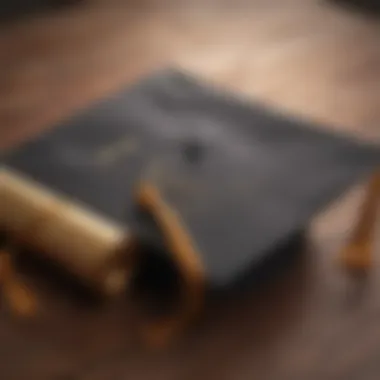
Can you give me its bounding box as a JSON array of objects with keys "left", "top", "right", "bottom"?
[{"left": 1, "top": 1, "right": 380, "bottom": 379}]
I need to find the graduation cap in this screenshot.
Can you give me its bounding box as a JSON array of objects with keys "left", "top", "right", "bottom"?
[{"left": 2, "top": 70, "right": 380, "bottom": 344}]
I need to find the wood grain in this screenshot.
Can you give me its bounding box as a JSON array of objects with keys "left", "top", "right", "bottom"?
[{"left": 1, "top": 1, "right": 380, "bottom": 379}]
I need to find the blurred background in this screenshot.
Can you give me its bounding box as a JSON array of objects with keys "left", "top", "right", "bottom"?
[
  {"left": 1, "top": 1, "right": 380, "bottom": 379},
  {"left": 2, "top": 0, "right": 380, "bottom": 150}
]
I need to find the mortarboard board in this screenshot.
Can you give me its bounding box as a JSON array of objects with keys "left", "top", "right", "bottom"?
[
  {"left": 2, "top": 69, "right": 380, "bottom": 343},
  {"left": 123, "top": 70, "right": 380, "bottom": 341}
]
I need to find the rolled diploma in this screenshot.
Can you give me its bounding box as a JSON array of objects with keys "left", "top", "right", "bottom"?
[{"left": 0, "top": 166, "right": 129, "bottom": 296}]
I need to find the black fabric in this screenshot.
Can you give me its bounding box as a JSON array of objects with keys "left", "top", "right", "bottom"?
[
  {"left": 0, "top": 1, "right": 76, "bottom": 23},
  {"left": 329, "top": 0, "right": 380, "bottom": 14},
  {"left": 3, "top": 69, "right": 380, "bottom": 289}
]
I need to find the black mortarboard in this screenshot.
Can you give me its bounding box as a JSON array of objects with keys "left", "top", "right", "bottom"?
[
  {"left": 127, "top": 70, "right": 380, "bottom": 286},
  {"left": 3, "top": 69, "right": 380, "bottom": 341}
]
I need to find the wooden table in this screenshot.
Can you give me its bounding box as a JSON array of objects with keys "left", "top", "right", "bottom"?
[{"left": 1, "top": 1, "right": 380, "bottom": 379}]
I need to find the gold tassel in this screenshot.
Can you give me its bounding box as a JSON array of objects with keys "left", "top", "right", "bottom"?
[
  {"left": 0, "top": 248, "right": 38, "bottom": 318},
  {"left": 340, "top": 172, "right": 380, "bottom": 273}
]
